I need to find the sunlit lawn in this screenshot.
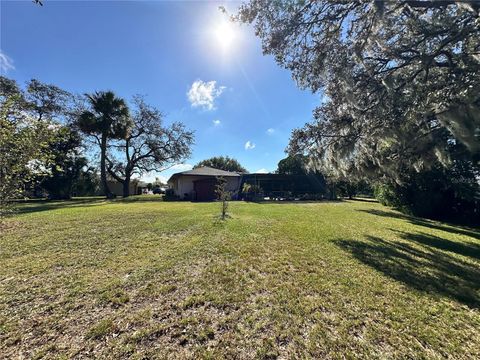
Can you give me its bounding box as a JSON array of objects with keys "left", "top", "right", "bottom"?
[{"left": 1, "top": 197, "right": 479, "bottom": 358}]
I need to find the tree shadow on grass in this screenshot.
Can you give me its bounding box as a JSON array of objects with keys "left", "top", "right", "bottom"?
[
  {"left": 13, "top": 195, "right": 168, "bottom": 215},
  {"left": 397, "top": 231, "right": 480, "bottom": 260},
  {"left": 118, "top": 195, "right": 164, "bottom": 203},
  {"left": 357, "top": 208, "right": 480, "bottom": 240},
  {"left": 335, "top": 233, "right": 480, "bottom": 308},
  {"left": 14, "top": 197, "right": 107, "bottom": 214},
  {"left": 249, "top": 199, "right": 344, "bottom": 205}
]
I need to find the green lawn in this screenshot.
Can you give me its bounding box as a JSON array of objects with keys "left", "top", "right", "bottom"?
[{"left": 1, "top": 198, "right": 479, "bottom": 359}]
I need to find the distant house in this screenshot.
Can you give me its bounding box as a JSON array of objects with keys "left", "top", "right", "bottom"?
[
  {"left": 167, "top": 166, "right": 327, "bottom": 202},
  {"left": 167, "top": 166, "right": 241, "bottom": 201},
  {"left": 106, "top": 180, "right": 146, "bottom": 196}
]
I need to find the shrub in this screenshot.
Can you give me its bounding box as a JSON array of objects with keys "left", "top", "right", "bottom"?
[
  {"left": 373, "top": 167, "right": 479, "bottom": 224},
  {"left": 242, "top": 183, "right": 263, "bottom": 201},
  {"left": 164, "top": 188, "right": 179, "bottom": 201}
]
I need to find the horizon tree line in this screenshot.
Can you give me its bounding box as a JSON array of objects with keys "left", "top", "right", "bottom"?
[{"left": 0, "top": 76, "right": 194, "bottom": 209}]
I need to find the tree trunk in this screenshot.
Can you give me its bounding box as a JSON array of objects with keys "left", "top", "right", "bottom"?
[
  {"left": 122, "top": 174, "right": 130, "bottom": 198},
  {"left": 100, "top": 135, "right": 114, "bottom": 199},
  {"left": 329, "top": 184, "right": 337, "bottom": 200}
]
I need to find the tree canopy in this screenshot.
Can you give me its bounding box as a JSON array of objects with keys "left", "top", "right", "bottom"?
[
  {"left": 194, "top": 156, "right": 247, "bottom": 173},
  {"left": 1, "top": 77, "right": 194, "bottom": 204},
  {"left": 235, "top": 1, "right": 479, "bottom": 221},
  {"left": 276, "top": 154, "right": 308, "bottom": 175},
  {"left": 39, "top": 126, "right": 88, "bottom": 200},
  {"left": 76, "top": 91, "right": 131, "bottom": 198},
  {"left": 235, "top": 1, "right": 480, "bottom": 178},
  {"left": 106, "top": 96, "right": 194, "bottom": 197},
  {"left": 0, "top": 77, "right": 89, "bottom": 208}
]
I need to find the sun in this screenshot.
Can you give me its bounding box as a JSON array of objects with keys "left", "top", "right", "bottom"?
[{"left": 213, "top": 21, "right": 236, "bottom": 51}]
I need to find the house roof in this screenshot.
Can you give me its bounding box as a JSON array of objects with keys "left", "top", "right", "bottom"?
[{"left": 167, "top": 166, "right": 241, "bottom": 183}]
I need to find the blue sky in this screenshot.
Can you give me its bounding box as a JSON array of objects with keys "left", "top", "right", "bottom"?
[{"left": 1, "top": 0, "right": 319, "bottom": 183}]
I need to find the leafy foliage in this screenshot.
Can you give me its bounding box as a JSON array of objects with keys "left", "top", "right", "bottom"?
[
  {"left": 0, "top": 76, "right": 73, "bottom": 214},
  {"left": 215, "top": 176, "right": 231, "bottom": 220},
  {"left": 76, "top": 91, "right": 131, "bottom": 198},
  {"left": 72, "top": 166, "right": 100, "bottom": 196},
  {"left": 105, "top": 96, "right": 194, "bottom": 197},
  {"left": 374, "top": 163, "right": 479, "bottom": 224},
  {"left": 195, "top": 156, "right": 247, "bottom": 173},
  {"left": 276, "top": 154, "right": 308, "bottom": 175},
  {"left": 241, "top": 183, "right": 263, "bottom": 201},
  {"left": 235, "top": 1, "right": 480, "bottom": 220},
  {"left": 236, "top": 1, "right": 480, "bottom": 171},
  {"left": 38, "top": 126, "right": 90, "bottom": 199}
]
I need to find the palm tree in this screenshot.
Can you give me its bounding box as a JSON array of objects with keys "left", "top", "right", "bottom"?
[{"left": 77, "top": 91, "right": 130, "bottom": 199}]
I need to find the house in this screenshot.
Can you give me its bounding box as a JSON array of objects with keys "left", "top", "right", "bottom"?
[
  {"left": 106, "top": 179, "right": 146, "bottom": 196},
  {"left": 167, "top": 166, "right": 327, "bottom": 202},
  {"left": 167, "top": 166, "right": 242, "bottom": 201}
]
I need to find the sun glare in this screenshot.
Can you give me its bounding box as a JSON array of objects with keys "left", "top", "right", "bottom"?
[{"left": 214, "top": 21, "right": 236, "bottom": 51}]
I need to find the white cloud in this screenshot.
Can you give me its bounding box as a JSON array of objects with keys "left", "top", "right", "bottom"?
[
  {"left": 212, "top": 119, "right": 221, "bottom": 126},
  {"left": 187, "top": 79, "right": 226, "bottom": 111},
  {"left": 0, "top": 51, "right": 15, "bottom": 73},
  {"left": 139, "top": 173, "right": 169, "bottom": 184},
  {"left": 155, "top": 175, "right": 169, "bottom": 184},
  {"left": 171, "top": 163, "right": 193, "bottom": 171},
  {"left": 244, "top": 141, "right": 256, "bottom": 150},
  {"left": 255, "top": 168, "right": 269, "bottom": 174},
  {"left": 266, "top": 128, "right": 275, "bottom": 135}
]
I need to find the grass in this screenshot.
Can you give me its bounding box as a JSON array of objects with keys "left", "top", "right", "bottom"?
[
  {"left": 85, "top": 318, "right": 116, "bottom": 340},
  {"left": 0, "top": 197, "right": 479, "bottom": 358}
]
